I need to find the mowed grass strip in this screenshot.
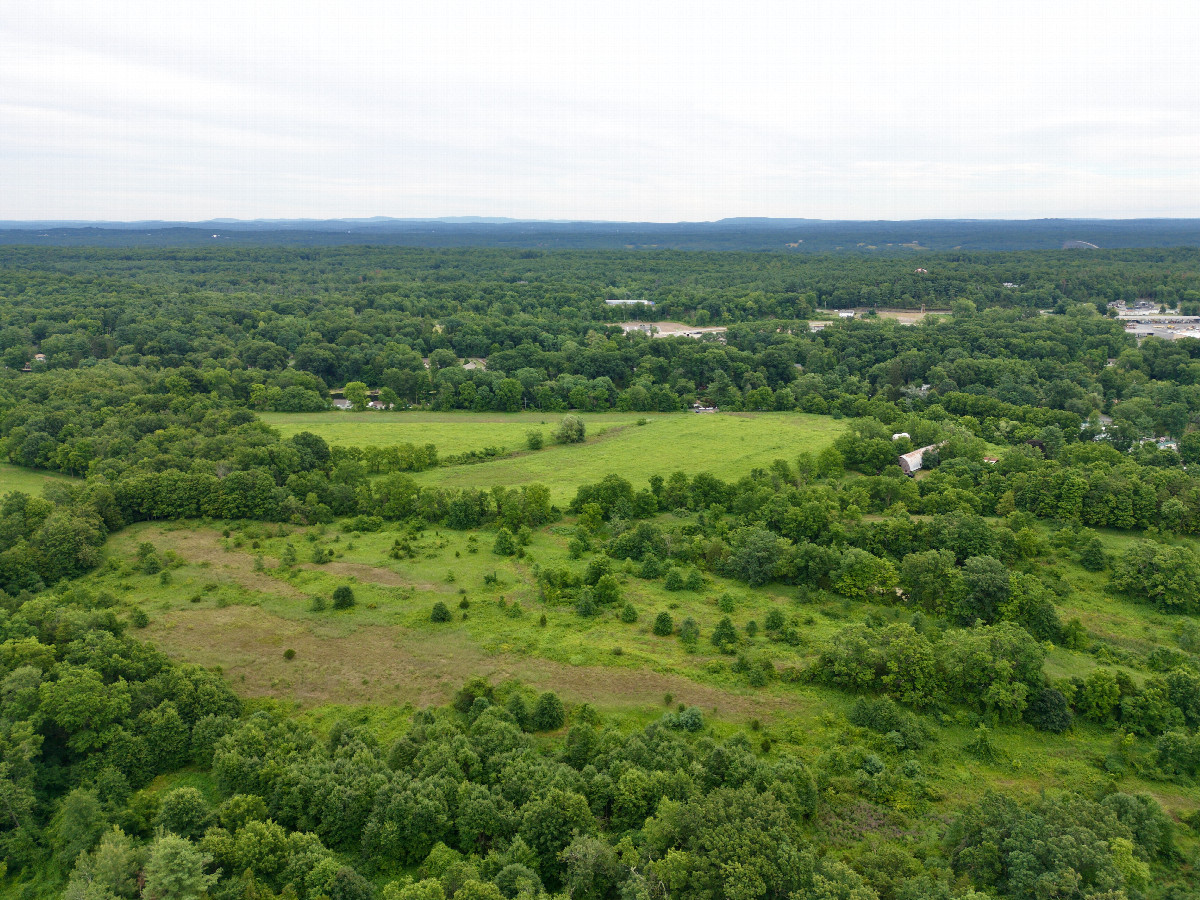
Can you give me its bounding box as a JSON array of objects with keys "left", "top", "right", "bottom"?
[
  {"left": 0, "top": 462, "right": 82, "bottom": 496},
  {"left": 259, "top": 410, "right": 652, "bottom": 455},
  {"left": 412, "top": 412, "right": 845, "bottom": 503}
]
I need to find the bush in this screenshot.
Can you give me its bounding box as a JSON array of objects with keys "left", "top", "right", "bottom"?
[
  {"left": 664, "top": 706, "right": 704, "bottom": 731},
  {"left": 638, "top": 554, "right": 664, "bottom": 579},
  {"left": 332, "top": 585, "right": 355, "bottom": 609},
  {"left": 130, "top": 607, "right": 149, "bottom": 628},
  {"left": 526, "top": 430, "right": 545, "bottom": 451},
  {"left": 531, "top": 691, "right": 565, "bottom": 731},
  {"left": 664, "top": 569, "right": 685, "bottom": 591},
  {"left": 310, "top": 594, "right": 326, "bottom": 612},
  {"left": 431, "top": 602, "right": 452, "bottom": 622},
  {"left": 493, "top": 528, "right": 517, "bottom": 556},
  {"left": 620, "top": 603, "right": 638, "bottom": 623},
  {"left": 592, "top": 574, "right": 621, "bottom": 605},
  {"left": 554, "top": 415, "right": 586, "bottom": 444},
  {"left": 283, "top": 648, "right": 295, "bottom": 660},
  {"left": 1024, "top": 686, "right": 1073, "bottom": 733},
  {"left": 679, "top": 617, "right": 699, "bottom": 649},
  {"left": 653, "top": 611, "right": 674, "bottom": 636},
  {"left": 711, "top": 616, "right": 738, "bottom": 653}
]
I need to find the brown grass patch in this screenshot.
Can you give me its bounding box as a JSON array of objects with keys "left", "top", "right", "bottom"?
[
  {"left": 153, "top": 528, "right": 307, "bottom": 600},
  {"left": 147, "top": 605, "right": 794, "bottom": 720},
  {"left": 300, "top": 560, "right": 413, "bottom": 586}
]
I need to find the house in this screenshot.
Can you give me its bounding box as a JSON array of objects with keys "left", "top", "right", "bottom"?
[
  {"left": 837, "top": 310, "right": 856, "bottom": 319},
  {"left": 898, "top": 442, "right": 946, "bottom": 476},
  {"left": 33, "top": 353, "right": 46, "bottom": 363},
  {"left": 914, "top": 268, "right": 928, "bottom": 274},
  {"left": 892, "top": 432, "right": 911, "bottom": 441},
  {"left": 693, "top": 403, "right": 717, "bottom": 414},
  {"left": 332, "top": 399, "right": 353, "bottom": 410},
  {"left": 367, "top": 400, "right": 392, "bottom": 410},
  {"left": 982, "top": 456, "right": 1000, "bottom": 465}
]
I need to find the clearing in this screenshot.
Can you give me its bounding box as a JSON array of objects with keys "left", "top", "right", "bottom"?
[
  {"left": 412, "top": 412, "right": 845, "bottom": 503},
  {"left": 0, "top": 462, "right": 82, "bottom": 496},
  {"left": 260, "top": 410, "right": 653, "bottom": 456}
]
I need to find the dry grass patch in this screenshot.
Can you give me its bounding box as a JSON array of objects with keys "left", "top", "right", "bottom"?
[{"left": 146, "top": 604, "right": 799, "bottom": 720}]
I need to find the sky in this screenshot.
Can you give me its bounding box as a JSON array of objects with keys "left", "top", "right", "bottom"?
[{"left": 2, "top": 0, "right": 1198, "bottom": 221}]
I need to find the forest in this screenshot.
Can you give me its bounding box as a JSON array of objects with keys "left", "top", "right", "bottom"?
[{"left": 2, "top": 245, "right": 1200, "bottom": 900}]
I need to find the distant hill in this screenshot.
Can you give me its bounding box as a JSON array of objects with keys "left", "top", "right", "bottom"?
[{"left": 2, "top": 217, "right": 1199, "bottom": 251}]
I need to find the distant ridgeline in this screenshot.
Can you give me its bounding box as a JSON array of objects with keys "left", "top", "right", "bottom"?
[{"left": 3, "top": 217, "right": 1200, "bottom": 250}]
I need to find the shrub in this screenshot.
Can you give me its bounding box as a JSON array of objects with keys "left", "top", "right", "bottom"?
[
  {"left": 592, "top": 574, "right": 621, "bottom": 605},
  {"left": 664, "top": 569, "right": 685, "bottom": 591},
  {"left": 664, "top": 706, "right": 704, "bottom": 731},
  {"left": 1024, "top": 686, "right": 1073, "bottom": 733},
  {"left": 638, "top": 554, "right": 663, "bottom": 579},
  {"left": 283, "top": 648, "right": 295, "bottom": 660},
  {"left": 531, "top": 691, "right": 565, "bottom": 731},
  {"left": 553, "top": 415, "right": 586, "bottom": 444},
  {"left": 526, "top": 430, "right": 545, "bottom": 451},
  {"left": 493, "top": 528, "right": 517, "bottom": 556},
  {"left": 679, "top": 617, "right": 700, "bottom": 649},
  {"left": 130, "top": 608, "right": 149, "bottom": 628},
  {"left": 620, "top": 603, "right": 638, "bottom": 623},
  {"left": 711, "top": 616, "right": 739, "bottom": 653},
  {"left": 964, "top": 725, "right": 999, "bottom": 762},
  {"left": 452, "top": 678, "right": 494, "bottom": 715},
  {"left": 684, "top": 569, "right": 705, "bottom": 591},
  {"left": 653, "top": 611, "right": 674, "bottom": 636},
  {"left": 310, "top": 594, "right": 326, "bottom": 612},
  {"left": 332, "top": 585, "right": 355, "bottom": 609},
  {"left": 431, "top": 602, "right": 452, "bottom": 622}
]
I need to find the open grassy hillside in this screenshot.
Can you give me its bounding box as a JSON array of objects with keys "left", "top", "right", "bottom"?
[
  {"left": 410, "top": 412, "right": 845, "bottom": 503},
  {"left": 74, "top": 510, "right": 1200, "bottom": 846}
]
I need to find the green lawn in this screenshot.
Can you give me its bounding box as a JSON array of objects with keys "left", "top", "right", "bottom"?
[
  {"left": 259, "top": 410, "right": 653, "bottom": 456},
  {"left": 0, "top": 462, "right": 81, "bottom": 496},
  {"left": 411, "top": 412, "right": 846, "bottom": 503}
]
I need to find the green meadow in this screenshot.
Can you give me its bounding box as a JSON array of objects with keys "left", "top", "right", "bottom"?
[
  {"left": 259, "top": 410, "right": 653, "bottom": 456},
  {"left": 77, "top": 511, "right": 1200, "bottom": 828},
  {"left": 0, "top": 462, "right": 81, "bottom": 495},
  {"left": 260, "top": 410, "right": 847, "bottom": 504}
]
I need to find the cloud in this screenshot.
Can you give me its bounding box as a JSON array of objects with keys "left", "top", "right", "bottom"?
[{"left": 2, "top": 0, "right": 1198, "bottom": 218}]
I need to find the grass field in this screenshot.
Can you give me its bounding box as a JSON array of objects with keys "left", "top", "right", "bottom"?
[
  {"left": 259, "top": 410, "right": 654, "bottom": 456},
  {"left": 0, "top": 462, "right": 81, "bottom": 496},
  {"left": 79, "top": 513, "right": 1200, "bottom": 828},
  {"left": 411, "top": 412, "right": 845, "bottom": 503}
]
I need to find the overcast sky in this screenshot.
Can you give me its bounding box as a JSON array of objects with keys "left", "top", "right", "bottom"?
[{"left": 2, "top": 0, "right": 1197, "bottom": 220}]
